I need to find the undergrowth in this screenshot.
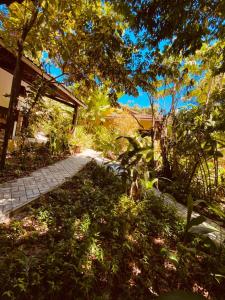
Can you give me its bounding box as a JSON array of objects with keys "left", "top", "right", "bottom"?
[{"left": 0, "top": 161, "right": 224, "bottom": 299}]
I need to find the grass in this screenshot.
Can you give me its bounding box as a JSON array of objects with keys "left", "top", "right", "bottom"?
[{"left": 0, "top": 161, "right": 224, "bottom": 299}]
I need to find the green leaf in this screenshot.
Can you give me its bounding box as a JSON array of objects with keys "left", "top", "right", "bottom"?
[
  {"left": 193, "top": 199, "right": 207, "bottom": 207},
  {"left": 209, "top": 205, "right": 225, "bottom": 219},
  {"left": 168, "top": 252, "right": 178, "bottom": 266},
  {"left": 188, "top": 216, "right": 206, "bottom": 230},
  {"left": 211, "top": 273, "right": 225, "bottom": 284},
  {"left": 141, "top": 178, "right": 158, "bottom": 190},
  {"left": 158, "top": 291, "right": 205, "bottom": 300},
  {"left": 189, "top": 226, "right": 218, "bottom": 235},
  {"left": 116, "top": 136, "right": 139, "bottom": 150}
]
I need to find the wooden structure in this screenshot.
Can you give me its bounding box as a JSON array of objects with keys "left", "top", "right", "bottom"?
[
  {"left": 105, "top": 107, "right": 162, "bottom": 133},
  {"left": 0, "top": 40, "right": 86, "bottom": 138}
]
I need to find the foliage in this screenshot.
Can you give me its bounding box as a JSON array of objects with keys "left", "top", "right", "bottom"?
[
  {"left": 92, "top": 120, "right": 139, "bottom": 159},
  {"left": 0, "top": 0, "right": 141, "bottom": 94},
  {"left": 0, "top": 162, "right": 224, "bottom": 299},
  {"left": 69, "top": 126, "right": 94, "bottom": 151},
  {"left": 158, "top": 291, "right": 205, "bottom": 300},
  {"left": 1, "top": 2, "right": 225, "bottom": 297},
  {"left": 92, "top": 125, "right": 119, "bottom": 157},
  {"left": 107, "top": 111, "right": 140, "bottom": 137},
  {"left": 19, "top": 77, "right": 50, "bottom": 138},
  {"left": 43, "top": 102, "right": 72, "bottom": 155},
  {"left": 158, "top": 94, "right": 225, "bottom": 222},
  {"left": 117, "top": 135, "right": 156, "bottom": 199},
  {"left": 113, "top": 0, "right": 225, "bottom": 58},
  {"left": 75, "top": 85, "right": 112, "bottom": 130},
  {"left": 73, "top": 84, "right": 139, "bottom": 157},
  {"left": 0, "top": 143, "right": 68, "bottom": 183}
]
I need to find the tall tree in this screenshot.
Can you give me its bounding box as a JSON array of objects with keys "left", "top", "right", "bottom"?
[
  {"left": 0, "top": 0, "right": 140, "bottom": 168},
  {"left": 0, "top": 0, "right": 44, "bottom": 168}
]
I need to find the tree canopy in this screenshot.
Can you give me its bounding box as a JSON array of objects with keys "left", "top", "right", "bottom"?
[
  {"left": 0, "top": 0, "right": 142, "bottom": 96},
  {"left": 113, "top": 0, "right": 225, "bottom": 55}
]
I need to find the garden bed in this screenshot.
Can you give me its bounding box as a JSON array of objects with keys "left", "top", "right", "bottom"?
[
  {"left": 0, "top": 162, "right": 224, "bottom": 299},
  {"left": 0, "top": 145, "right": 70, "bottom": 184},
  {"left": 159, "top": 180, "right": 225, "bottom": 228}
]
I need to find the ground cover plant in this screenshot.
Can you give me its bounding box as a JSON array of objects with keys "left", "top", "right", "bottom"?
[
  {"left": 0, "top": 144, "right": 69, "bottom": 184},
  {"left": 0, "top": 100, "right": 73, "bottom": 183},
  {"left": 1, "top": 1, "right": 225, "bottom": 298},
  {"left": 0, "top": 161, "right": 225, "bottom": 300}
]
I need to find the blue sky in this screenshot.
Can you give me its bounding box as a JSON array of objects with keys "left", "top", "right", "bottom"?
[
  {"left": 46, "top": 60, "right": 194, "bottom": 113},
  {"left": 118, "top": 37, "right": 197, "bottom": 112},
  {"left": 44, "top": 48, "right": 195, "bottom": 113},
  {"left": 119, "top": 88, "right": 195, "bottom": 113},
  {"left": 1, "top": 4, "right": 195, "bottom": 113},
  {"left": 42, "top": 30, "right": 190, "bottom": 113}
]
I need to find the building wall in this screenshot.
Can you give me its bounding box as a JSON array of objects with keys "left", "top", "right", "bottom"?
[
  {"left": 138, "top": 119, "right": 153, "bottom": 130},
  {"left": 0, "top": 68, "right": 29, "bottom": 108},
  {"left": 105, "top": 114, "right": 153, "bottom": 131},
  {"left": 0, "top": 68, "right": 12, "bottom": 108},
  {"left": 0, "top": 68, "right": 29, "bottom": 139}
]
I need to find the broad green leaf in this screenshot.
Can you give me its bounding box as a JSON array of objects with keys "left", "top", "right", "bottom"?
[
  {"left": 188, "top": 216, "right": 206, "bottom": 230},
  {"left": 189, "top": 226, "right": 218, "bottom": 235}
]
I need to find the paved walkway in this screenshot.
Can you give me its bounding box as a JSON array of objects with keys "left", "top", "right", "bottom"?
[
  {"left": 1, "top": 149, "right": 224, "bottom": 245},
  {"left": 153, "top": 189, "right": 225, "bottom": 244},
  {"left": 0, "top": 149, "right": 103, "bottom": 222}
]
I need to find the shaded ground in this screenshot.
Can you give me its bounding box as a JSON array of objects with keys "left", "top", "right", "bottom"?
[
  {"left": 0, "top": 162, "right": 224, "bottom": 299},
  {"left": 0, "top": 145, "right": 69, "bottom": 184},
  {"left": 0, "top": 151, "right": 92, "bottom": 222}
]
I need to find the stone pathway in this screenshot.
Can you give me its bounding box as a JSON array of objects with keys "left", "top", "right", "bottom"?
[
  {"left": 1, "top": 149, "right": 224, "bottom": 245},
  {"left": 153, "top": 189, "right": 225, "bottom": 244},
  {"left": 0, "top": 149, "right": 103, "bottom": 223}
]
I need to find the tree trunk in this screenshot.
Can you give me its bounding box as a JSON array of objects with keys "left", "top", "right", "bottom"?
[
  {"left": 0, "top": 44, "right": 23, "bottom": 169},
  {"left": 214, "top": 151, "right": 219, "bottom": 187},
  {"left": 159, "top": 117, "right": 172, "bottom": 178},
  {"left": 0, "top": 3, "right": 39, "bottom": 169},
  {"left": 171, "top": 87, "right": 179, "bottom": 175},
  {"left": 148, "top": 93, "right": 156, "bottom": 167},
  {"left": 72, "top": 105, "right": 78, "bottom": 128}
]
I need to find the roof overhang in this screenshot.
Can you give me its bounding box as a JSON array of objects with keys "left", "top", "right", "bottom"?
[{"left": 0, "top": 40, "right": 87, "bottom": 108}]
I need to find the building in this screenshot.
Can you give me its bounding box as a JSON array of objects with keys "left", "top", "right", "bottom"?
[
  {"left": 105, "top": 105, "right": 162, "bottom": 134},
  {"left": 0, "top": 40, "right": 86, "bottom": 140}
]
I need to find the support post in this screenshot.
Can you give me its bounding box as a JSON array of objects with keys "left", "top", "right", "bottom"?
[{"left": 72, "top": 105, "right": 78, "bottom": 128}]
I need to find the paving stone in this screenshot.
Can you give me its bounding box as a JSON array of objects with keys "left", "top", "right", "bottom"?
[
  {"left": 18, "top": 186, "right": 25, "bottom": 191},
  {"left": 20, "top": 196, "right": 28, "bottom": 202},
  {"left": 17, "top": 179, "right": 24, "bottom": 183},
  {"left": 27, "top": 196, "right": 39, "bottom": 201},
  {"left": 3, "top": 193, "right": 11, "bottom": 199},
  {"left": 3, "top": 203, "right": 13, "bottom": 212},
  {"left": 12, "top": 199, "right": 21, "bottom": 208},
  {"left": 0, "top": 187, "right": 11, "bottom": 192},
  {"left": 0, "top": 150, "right": 101, "bottom": 223},
  {"left": 12, "top": 192, "right": 25, "bottom": 198},
  {"left": 26, "top": 191, "right": 34, "bottom": 197}
]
